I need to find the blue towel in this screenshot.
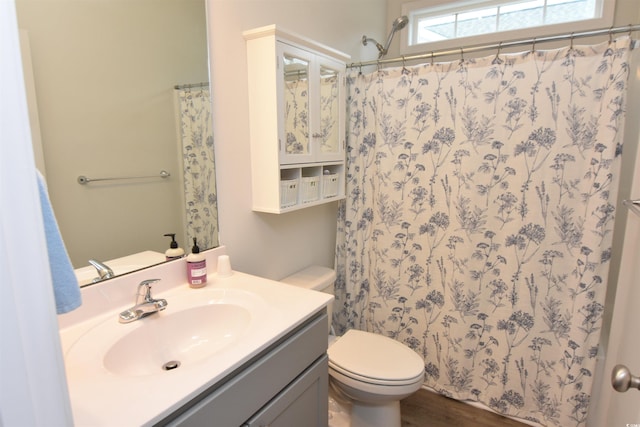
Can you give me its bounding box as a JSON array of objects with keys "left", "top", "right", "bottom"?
[{"left": 37, "top": 171, "right": 82, "bottom": 314}]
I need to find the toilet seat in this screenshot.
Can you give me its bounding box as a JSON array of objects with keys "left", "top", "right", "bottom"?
[{"left": 327, "top": 330, "right": 424, "bottom": 386}]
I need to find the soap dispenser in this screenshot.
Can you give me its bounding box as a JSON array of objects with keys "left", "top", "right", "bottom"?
[
  {"left": 163, "top": 233, "right": 184, "bottom": 260},
  {"left": 186, "top": 237, "right": 207, "bottom": 288}
]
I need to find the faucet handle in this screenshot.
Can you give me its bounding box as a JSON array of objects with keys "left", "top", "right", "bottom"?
[
  {"left": 137, "top": 279, "right": 161, "bottom": 303},
  {"left": 139, "top": 278, "right": 161, "bottom": 287}
]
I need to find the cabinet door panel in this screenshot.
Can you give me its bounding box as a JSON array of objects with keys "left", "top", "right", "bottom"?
[
  {"left": 243, "top": 355, "right": 328, "bottom": 427},
  {"left": 279, "top": 44, "right": 314, "bottom": 164},
  {"left": 316, "top": 58, "right": 344, "bottom": 162}
]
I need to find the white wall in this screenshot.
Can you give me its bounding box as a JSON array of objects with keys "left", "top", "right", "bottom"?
[{"left": 208, "top": 0, "right": 386, "bottom": 280}]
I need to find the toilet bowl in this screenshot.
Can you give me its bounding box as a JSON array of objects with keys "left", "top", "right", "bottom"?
[{"left": 281, "top": 266, "right": 425, "bottom": 427}]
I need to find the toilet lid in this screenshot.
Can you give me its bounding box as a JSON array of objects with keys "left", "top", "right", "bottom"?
[{"left": 327, "top": 329, "right": 424, "bottom": 384}]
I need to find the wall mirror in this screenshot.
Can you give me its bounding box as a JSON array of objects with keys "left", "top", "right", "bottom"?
[
  {"left": 283, "top": 53, "right": 310, "bottom": 156},
  {"left": 16, "top": 0, "right": 218, "bottom": 286}
]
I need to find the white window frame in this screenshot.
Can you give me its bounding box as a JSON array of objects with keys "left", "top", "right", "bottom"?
[{"left": 400, "top": 0, "right": 615, "bottom": 55}]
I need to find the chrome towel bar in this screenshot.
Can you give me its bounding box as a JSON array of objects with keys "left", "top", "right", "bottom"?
[
  {"left": 623, "top": 199, "right": 640, "bottom": 216},
  {"left": 77, "top": 170, "right": 170, "bottom": 185}
]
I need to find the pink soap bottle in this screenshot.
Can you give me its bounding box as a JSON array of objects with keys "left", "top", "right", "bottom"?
[{"left": 186, "top": 238, "right": 207, "bottom": 288}]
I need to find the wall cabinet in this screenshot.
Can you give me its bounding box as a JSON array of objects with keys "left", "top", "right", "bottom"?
[
  {"left": 158, "top": 311, "right": 328, "bottom": 427},
  {"left": 244, "top": 25, "right": 350, "bottom": 213}
]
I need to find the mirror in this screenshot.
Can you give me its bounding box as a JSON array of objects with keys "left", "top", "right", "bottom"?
[
  {"left": 16, "top": 0, "right": 218, "bottom": 286},
  {"left": 319, "top": 65, "right": 340, "bottom": 155},
  {"left": 282, "top": 52, "right": 342, "bottom": 159},
  {"left": 283, "top": 53, "right": 310, "bottom": 156}
]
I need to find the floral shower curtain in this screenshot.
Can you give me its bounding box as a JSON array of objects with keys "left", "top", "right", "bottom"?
[
  {"left": 175, "top": 87, "right": 218, "bottom": 250},
  {"left": 335, "top": 38, "right": 632, "bottom": 426}
]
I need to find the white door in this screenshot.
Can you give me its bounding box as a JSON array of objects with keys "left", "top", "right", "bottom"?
[
  {"left": 590, "top": 140, "right": 640, "bottom": 426},
  {"left": 606, "top": 202, "right": 640, "bottom": 424}
]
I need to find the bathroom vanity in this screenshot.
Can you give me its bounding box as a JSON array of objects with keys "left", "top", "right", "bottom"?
[
  {"left": 58, "top": 247, "right": 332, "bottom": 426},
  {"left": 162, "top": 311, "right": 328, "bottom": 426}
]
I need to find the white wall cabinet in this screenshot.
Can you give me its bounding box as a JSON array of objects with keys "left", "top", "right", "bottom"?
[{"left": 244, "top": 25, "right": 350, "bottom": 213}]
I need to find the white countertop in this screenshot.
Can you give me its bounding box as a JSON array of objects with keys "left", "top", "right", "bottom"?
[{"left": 58, "top": 247, "right": 332, "bottom": 426}]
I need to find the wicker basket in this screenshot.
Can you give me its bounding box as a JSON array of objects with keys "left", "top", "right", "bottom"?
[
  {"left": 323, "top": 173, "right": 339, "bottom": 198},
  {"left": 300, "top": 176, "right": 320, "bottom": 203},
  {"left": 280, "top": 179, "right": 298, "bottom": 208}
]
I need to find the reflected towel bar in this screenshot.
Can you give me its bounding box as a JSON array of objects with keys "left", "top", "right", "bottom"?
[
  {"left": 174, "top": 82, "right": 209, "bottom": 90},
  {"left": 77, "top": 170, "right": 170, "bottom": 185},
  {"left": 623, "top": 199, "right": 640, "bottom": 217}
]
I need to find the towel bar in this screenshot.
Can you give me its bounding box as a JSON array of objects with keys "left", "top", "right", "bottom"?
[{"left": 77, "top": 170, "right": 170, "bottom": 185}]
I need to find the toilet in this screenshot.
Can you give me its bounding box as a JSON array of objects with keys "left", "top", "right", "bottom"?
[{"left": 281, "top": 266, "right": 424, "bottom": 427}]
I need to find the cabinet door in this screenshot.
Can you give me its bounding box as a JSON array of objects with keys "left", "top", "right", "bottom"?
[
  {"left": 279, "top": 43, "right": 314, "bottom": 165},
  {"left": 243, "top": 355, "right": 328, "bottom": 427},
  {"left": 315, "top": 57, "right": 345, "bottom": 162}
]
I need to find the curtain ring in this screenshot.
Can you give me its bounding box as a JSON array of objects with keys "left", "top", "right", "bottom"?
[
  {"left": 376, "top": 60, "right": 381, "bottom": 73},
  {"left": 358, "top": 64, "right": 363, "bottom": 76},
  {"left": 430, "top": 51, "right": 435, "bottom": 66},
  {"left": 609, "top": 26, "right": 614, "bottom": 45},
  {"left": 531, "top": 37, "right": 536, "bottom": 53},
  {"left": 492, "top": 42, "right": 502, "bottom": 64},
  {"left": 459, "top": 47, "right": 464, "bottom": 63},
  {"left": 402, "top": 55, "right": 408, "bottom": 73},
  {"left": 570, "top": 32, "right": 575, "bottom": 50}
]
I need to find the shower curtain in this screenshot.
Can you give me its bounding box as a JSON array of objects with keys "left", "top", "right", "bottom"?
[
  {"left": 335, "top": 38, "right": 632, "bottom": 426},
  {"left": 175, "top": 86, "right": 218, "bottom": 250}
]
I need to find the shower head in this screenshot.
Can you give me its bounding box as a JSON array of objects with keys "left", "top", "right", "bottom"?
[
  {"left": 382, "top": 15, "right": 408, "bottom": 57},
  {"left": 362, "top": 16, "right": 409, "bottom": 59},
  {"left": 392, "top": 15, "right": 409, "bottom": 31}
]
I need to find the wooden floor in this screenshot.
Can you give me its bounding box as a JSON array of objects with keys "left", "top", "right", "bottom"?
[{"left": 400, "top": 388, "right": 529, "bottom": 427}]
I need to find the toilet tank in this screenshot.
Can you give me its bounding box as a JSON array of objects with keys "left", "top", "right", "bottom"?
[{"left": 281, "top": 265, "right": 336, "bottom": 334}]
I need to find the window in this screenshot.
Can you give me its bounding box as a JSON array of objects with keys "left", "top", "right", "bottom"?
[{"left": 401, "top": 0, "right": 615, "bottom": 54}]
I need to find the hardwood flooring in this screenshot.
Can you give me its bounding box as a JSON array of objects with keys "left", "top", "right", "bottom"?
[{"left": 400, "top": 388, "right": 529, "bottom": 427}]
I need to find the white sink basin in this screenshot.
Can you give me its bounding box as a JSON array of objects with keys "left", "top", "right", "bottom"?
[
  {"left": 104, "top": 304, "right": 251, "bottom": 376},
  {"left": 65, "top": 287, "right": 267, "bottom": 379}
]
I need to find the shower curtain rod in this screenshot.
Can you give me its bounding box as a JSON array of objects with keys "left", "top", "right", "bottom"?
[
  {"left": 174, "top": 82, "right": 209, "bottom": 90},
  {"left": 347, "top": 24, "right": 640, "bottom": 69}
]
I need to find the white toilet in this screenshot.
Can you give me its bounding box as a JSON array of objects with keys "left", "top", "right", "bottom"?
[{"left": 281, "top": 266, "right": 424, "bottom": 427}]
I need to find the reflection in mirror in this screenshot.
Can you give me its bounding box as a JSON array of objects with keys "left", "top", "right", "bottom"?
[
  {"left": 319, "top": 65, "right": 340, "bottom": 155},
  {"left": 283, "top": 54, "right": 309, "bottom": 155},
  {"left": 16, "top": 0, "right": 218, "bottom": 286},
  {"left": 175, "top": 83, "right": 217, "bottom": 251}
]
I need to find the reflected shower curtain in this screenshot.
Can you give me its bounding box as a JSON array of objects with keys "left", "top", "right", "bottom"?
[
  {"left": 335, "top": 38, "right": 632, "bottom": 426},
  {"left": 175, "top": 87, "right": 218, "bottom": 250},
  {"left": 284, "top": 78, "right": 309, "bottom": 154}
]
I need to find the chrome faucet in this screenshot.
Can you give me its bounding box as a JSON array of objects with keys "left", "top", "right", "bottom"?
[
  {"left": 88, "top": 259, "right": 114, "bottom": 283},
  {"left": 118, "top": 279, "right": 168, "bottom": 323}
]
